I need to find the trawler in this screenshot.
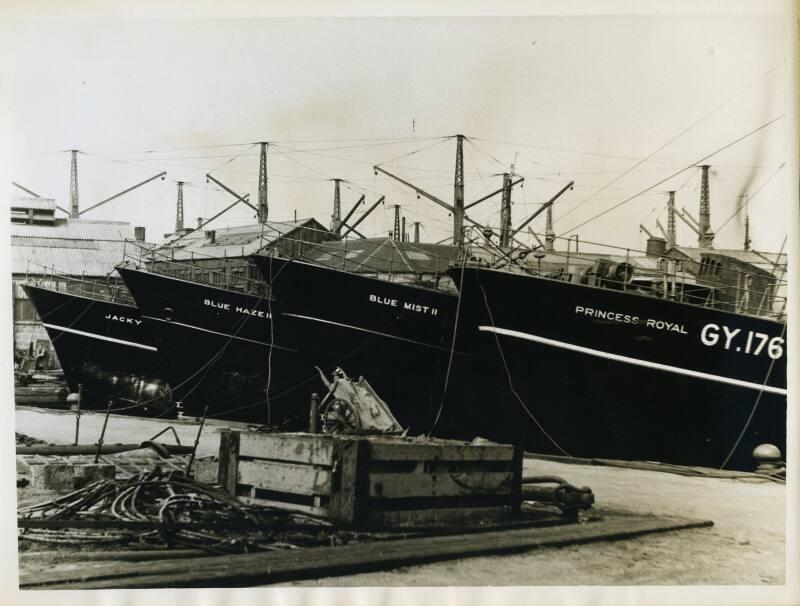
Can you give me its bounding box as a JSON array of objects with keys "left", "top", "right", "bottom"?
[{"left": 21, "top": 278, "right": 172, "bottom": 416}]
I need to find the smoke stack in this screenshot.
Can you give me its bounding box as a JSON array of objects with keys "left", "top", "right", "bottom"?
[
  {"left": 197, "top": 217, "right": 204, "bottom": 229},
  {"left": 402, "top": 217, "right": 406, "bottom": 242},
  {"left": 392, "top": 205, "right": 401, "bottom": 242},
  {"left": 413, "top": 221, "right": 421, "bottom": 243},
  {"left": 134, "top": 226, "right": 146, "bottom": 242},
  {"left": 646, "top": 237, "right": 667, "bottom": 258},
  {"left": 741, "top": 194, "right": 751, "bottom": 251},
  {"left": 205, "top": 230, "right": 216, "bottom": 244},
  {"left": 698, "top": 165, "right": 714, "bottom": 248}
]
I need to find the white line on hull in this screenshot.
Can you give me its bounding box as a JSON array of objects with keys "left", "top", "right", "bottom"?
[
  {"left": 43, "top": 323, "right": 158, "bottom": 352},
  {"left": 479, "top": 325, "right": 787, "bottom": 397}
]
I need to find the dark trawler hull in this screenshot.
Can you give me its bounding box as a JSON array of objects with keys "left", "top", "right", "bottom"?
[
  {"left": 449, "top": 265, "right": 787, "bottom": 471},
  {"left": 22, "top": 284, "right": 172, "bottom": 416},
  {"left": 116, "top": 266, "right": 311, "bottom": 427},
  {"left": 252, "top": 255, "right": 498, "bottom": 439}
]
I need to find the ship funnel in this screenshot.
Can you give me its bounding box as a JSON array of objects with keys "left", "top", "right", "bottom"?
[{"left": 645, "top": 237, "right": 667, "bottom": 258}]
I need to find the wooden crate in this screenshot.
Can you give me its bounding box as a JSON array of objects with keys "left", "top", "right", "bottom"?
[{"left": 217, "top": 431, "right": 522, "bottom": 527}]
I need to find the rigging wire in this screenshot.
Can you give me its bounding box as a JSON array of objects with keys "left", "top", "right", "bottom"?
[
  {"left": 559, "top": 114, "right": 785, "bottom": 237},
  {"left": 474, "top": 268, "right": 572, "bottom": 457},
  {"left": 555, "top": 61, "right": 786, "bottom": 226},
  {"left": 719, "top": 322, "right": 786, "bottom": 470},
  {"left": 207, "top": 143, "right": 258, "bottom": 176},
  {"left": 374, "top": 136, "right": 454, "bottom": 167},
  {"left": 427, "top": 251, "right": 468, "bottom": 436},
  {"left": 714, "top": 162, "right": 786, "bottom": 234},
  {"left": 466, "top": 137, "right": 508, "bottom": 171}
]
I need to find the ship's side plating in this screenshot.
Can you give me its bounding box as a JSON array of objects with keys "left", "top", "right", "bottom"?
[
  {"left": 449, "top": 265, "right": 786, "bottom": 470},
  {"left": 253, "top": 255, "right": 496, "bottom": 437},
  {"left": 22, "top": 284, "right": 172, "bottom": 415},
  {"left": 116, "top": 265, "right": 310, "bottom": 426}
]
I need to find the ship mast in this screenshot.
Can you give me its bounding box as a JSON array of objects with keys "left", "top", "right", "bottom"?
[
  {"left": 698, "top": 165, "right": 715, "bottom": 248},
  {"left": 667, "top": 191, "right": 676, "bottom": 249},
  {"left": 453, "top": 134, "right": 465, "bottom": 247},
  {"left": 258, "top": 142, "right": 269, "bottom": 223},
  {"left": 499, "top": 172, "right": 512, "bottom": 249},
  {"left": 373, "top": 135, "right": 524, "bottom": 250}
]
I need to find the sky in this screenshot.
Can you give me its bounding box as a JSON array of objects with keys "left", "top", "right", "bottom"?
[{"left": 1, "top": 5, "right": 794, "bottom": 255}]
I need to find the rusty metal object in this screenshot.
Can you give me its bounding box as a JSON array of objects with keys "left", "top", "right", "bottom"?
[
  {"left": 315, "top": 367, "right": 404, "bottom": 435},
  {"left": 521, "top": 475, "right": 594, "bottom": 518},
  {"left": 16, "top": 442, "right": 194, "bottom": 457}
]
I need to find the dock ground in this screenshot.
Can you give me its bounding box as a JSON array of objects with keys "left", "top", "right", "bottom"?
[{"left": 14, "top": 406, "right": 785, "bottom": 586}]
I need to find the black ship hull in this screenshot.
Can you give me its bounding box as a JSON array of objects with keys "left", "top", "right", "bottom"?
[
  {"left": 253, "top": 256, "right": 498, "bottom": 438},
  {"left": 22, "top": 285, "right": 172, "bottom": 416},
  {"left": 449, "top": 266, "right": 787, "bottom": 471},
  {"left": 116, "top": 267, "right": 312, "bottom": 427}
]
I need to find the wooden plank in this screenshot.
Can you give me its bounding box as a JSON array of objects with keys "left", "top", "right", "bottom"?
[
  {"left": 511, "top": 446, "right": 523, "bottom": 514},
  {"left": 217, "top": 430, "right": 240, "bottom": 496},
  {"left": 238, "top": 495, "right": 328, "bottom": 518},
  {"left": 368, "top": 505, "right": 512, "bottom": 527},
  {"left": 237, "top": 460, "right": 332, "bottom": 496},
  {"left": 238, "top": 432, "right": 334, "bottom": 466},
  {"left": 369, "top": 441, "right": 514, "bottom": 462},
  {"left": 20, "top": 515, "right": 714, "bottom": 589},
  {"left": 18, "top": 549, "right": 212, "bottom": 562},
  {"left": 327, "top": 438, "right": 369, "bottom": 526},
  {"left": 369, "top": 471, "right": 513, "bottom": 498}
]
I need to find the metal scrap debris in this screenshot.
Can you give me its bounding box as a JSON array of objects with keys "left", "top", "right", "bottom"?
[{"left": 17, "top": 468, "right": 390, "bottom": 553}]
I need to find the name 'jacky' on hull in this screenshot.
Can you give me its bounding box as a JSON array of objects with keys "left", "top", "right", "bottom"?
[
  {"left": 21, "top": 284, "right": 172, "bottom": 415},
  {"left": 448, "top": 265, "right": 787, "bottom": 471}
]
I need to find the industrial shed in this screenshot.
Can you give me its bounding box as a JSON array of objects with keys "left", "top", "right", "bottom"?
[
  {"left": 145, "top": 218, "right": 334, "bottom": 289},
  {"left": 10, "top": 196, "right": 147, "bottom": 368}
]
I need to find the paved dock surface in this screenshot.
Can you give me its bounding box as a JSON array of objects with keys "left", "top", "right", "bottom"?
[
  {"left": 289, "top": 457, "right": 784, "bottom": 586},
  {"left": 15, "top": 406, "right": 227, "bottom": 457},
  {"left": 14, "top": 406, "right": 786, "bottom": 586}
]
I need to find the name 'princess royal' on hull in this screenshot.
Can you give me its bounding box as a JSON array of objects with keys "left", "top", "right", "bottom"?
[{"left": 447, "top": 258, "right": 786, "bottom": 471}]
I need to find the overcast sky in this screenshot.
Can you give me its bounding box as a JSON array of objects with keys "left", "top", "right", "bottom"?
[{"left": 2, "top": 4, "right": 793, "bottom": 254}]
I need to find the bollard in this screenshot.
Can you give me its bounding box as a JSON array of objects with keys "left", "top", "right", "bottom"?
[
  {"left": 309, "top": 392, "right": 320, "bottom": 434},
  {"left": 68, "top": 384, "right": 82, "bottom": 445}
]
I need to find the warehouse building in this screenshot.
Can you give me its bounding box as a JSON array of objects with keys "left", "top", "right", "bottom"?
[
  {"left": 145, "top": 218, "right": 334, "bottom": 291},
  {"left": 10, "top": 195, "right": 147, "bottom": 369}
]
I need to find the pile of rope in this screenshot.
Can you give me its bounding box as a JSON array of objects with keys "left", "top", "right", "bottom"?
[{"left": 17, "top": 468, "right": 364, "bottom": 554}]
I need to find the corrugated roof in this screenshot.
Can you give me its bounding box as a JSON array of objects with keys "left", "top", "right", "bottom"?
[
  {"left": 10, "top": 196, "right": 56, "bottom": 212},
  {"left": 12, "top": 241, "right": 130, "bottom": 277},
  {"left": 304, "top": 238, "right": 459, "bottom": 274},
  {"left": 11, "top": 218, "right": 134, "bottom": 241},
  {"left": 156, "top": 218, "right": 328, "bottom": 261},
  {"left": 11, "top": 217, "right": 136, "bottom": 277}
]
